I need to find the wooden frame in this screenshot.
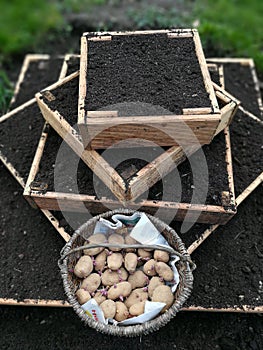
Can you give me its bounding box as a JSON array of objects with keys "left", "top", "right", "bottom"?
[
  {"left": 26, "top": 108, "right": 236, "bottom": 225},
  {"left": 1, "top": 56, "right": 262, "bottom": 314},
  {"left": 77, "top": 29, "right": 240, "bottom": 150},
  {"left": 35, "top": 65, "right": 239, "bottom": 203},
  {"left": 0, "top": 54, "right": 72, "bottom": 242}
]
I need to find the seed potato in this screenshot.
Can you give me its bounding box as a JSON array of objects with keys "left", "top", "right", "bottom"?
[
  {"left": 151, "top": 285, "right": 174, "bottom": 312},
  {"left": 143, "top": 259, "right": 156, "bottom": 276},
  {"left": 81, "top": 273, "right": 101, "bottom": 293},
  {"left": 84, "top": 233, "right": 106, "bottom": 256},
  {"left": 124, "top": 252, "right": 138, "bottom": 273},
  {"left": 128, "top": 270, "right": 148, "bottom": 289},
  {"left": 155, "top": 262, "right": 174, "bottom": 281},
  {"left": 75, "top": 289, "right": 91, "bottom": 305},
  {"left": 94, "top": 250, "right": 107, "bottom": 272},
  {"left": 115, "top": 302, "right": 129, "bottom": 322},
  {"left": 148, "top": 276, "right": 164, "bottom": 298},
  {"left": 125, "top": 288, "right": 148, "bottom": 309},
  {"left": 108, "top": 234, "right": 124, "bottom": 251},
  {"left": 129, "top": 301, "right": 146, "bottom": 316},
  {"left": 107, "top": 282, "right": 132, "bottom": 300},
  {"left": 153, "top": 249, "right": 170, "bottom": 263},
  {"left": 74, "top": 255, "right": 93, "bottom": 278},
  {"left": 107, "top": 252, "right": 123, "bottom": 271},
  {"left": 100, "top": 300, "right": 116, "bottom": 319}
]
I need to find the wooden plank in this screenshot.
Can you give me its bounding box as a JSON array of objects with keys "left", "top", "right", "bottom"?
[
  {"left": 193, "top": 31, "right": 220, "bottom": 114},
  {"left": 78, "top": 36, "right": 88, "bottom": 126},
  {"left": 30, "top": 190, "right": 235, "bottom": 225},
  {"left": 182, "top": 107, "right": 213, "bottom": 115},
  {"left": 83, "top": 115, "right": 220, "bottom": 149},
  {"left": 59, "top": 53, "right": 79, "bottom": 80},
  {"left": 224, "top": 128, "right": 235, "bottom": 199},
  {"left": 87, "top": 110, "right": 119, "bottom": 118},
  {"left": 182, "top": 305, "right": 263, "bottom": 314},
  {"left": 0, "top": 297, "right": 262, "bottom": 313}
]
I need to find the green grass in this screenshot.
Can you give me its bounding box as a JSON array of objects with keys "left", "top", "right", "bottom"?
[
  {"left": 0, "top": 0, "right": 63, "bottom": 57},
  {"left": 0, "top": 71, "right": 13, "bottom": 113},
  {"left": 194, "top": 0, "right": 263, "bottom": 71},
  {"left": 128, "top": 5, "right": 192, "bottom": 29},
  {"left": 62, "top": 0, "right": 107, "bottom": 13}
]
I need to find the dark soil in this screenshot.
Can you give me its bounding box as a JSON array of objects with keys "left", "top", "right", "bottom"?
[
  {"left": 230, "top": 110, "right": 263, "bottom": 196},
  {"left": 1, "top": 32, "right": 263, "bottom": 349},
  {"left": 186, "top": 185, "right": 263, "bottom": 309},
  {"left": 65, "top": 55, "right": 80, "bottom": 76},
  {"left": 0, "top": 163, "right": 66, "bottom": 301},
  {"left": 10, "top": 58, "right": 63, "bottom": 110},
  {"left": 1, "top": 306, "right": 262, "bottom": 350},
  {"left": 84, "top": 33, "right": 212, "bottom": 115},
  {"left": 223, "top": 62, "right": 262, "bottom": 117},
  {"left": 42, "top": 75, "right": 229, "bottom": 206},
  {"left": 0, "top": 58, "right": 64, "bottom": 181}
]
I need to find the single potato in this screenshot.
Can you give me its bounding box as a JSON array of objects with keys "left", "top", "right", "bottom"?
[
  {"left": 81, "top": 273, "right": 101, "bottom": 293},
  {"left": 115, "top": 302, "right": 129, "bottom": 322},
  {"left": 100, "top": 300, "right": 116, "bottom": 319},
  {"left": 129, "top": 301, "right": 146, "bottom": 316},
  {"left": 151, "top": 285, "right": 174, "bottom": 312},
  {"left": 148, "top": 276, "right": 164, "bottom": 298},
  {"left": 128, "top": 270, "right": 148, "bottom": 289},
  {"left": 143, "top": 259, "right": 156, "bottom": 276},
  {"left": 74, "top": 255, "right": 93, "bottom": 278},
  {"left": 153, "top": 250, "right": 170, "bottom": 263},
  {"left": 84, "top": 233, "right": 106, "bottom": 256},
  {"left": 108, "top": 234, "right": 124, "bottom": 252},
  {"left": 155, "top": 262, "right": 174, "bottom": 281},
  {"left": 107, "top": 282, "right": 132, "bottom": 300},
  {"left": 75, "top": 289, "right": 91, "bottom": 305},
  {"left": 94, "top": 250, "right": 107, "bottom": 272},
  {"left": 107, "top": 252, "right": 123, "bottom": 271},
  {"left": 124, "top": 252, "right": 138, "bottom": 273}
]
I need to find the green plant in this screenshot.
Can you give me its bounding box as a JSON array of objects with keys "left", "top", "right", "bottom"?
[
  {"left": 0, "top": 71, "right": 13, "bottom": 113},
  {"left": 128, "top": 6, "right": 192, "bottom": 29},
  {"left": 194, "top": 0, "right": 263, "bottom": 71},
  {"left": 62, "top": 0, "right": 107, "bottom": 13},
  {"left": 0, "top": 0, "right": 63, "bottom": 57}
]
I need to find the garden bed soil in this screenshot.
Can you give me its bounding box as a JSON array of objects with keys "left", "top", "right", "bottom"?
[
  {"left": 0, "top": 58, "right": 64, "bottom": 181},
  {"left": 230, "top": 110, "right": 263, "bottom": 196},
  {"left": 223, "top": 62, "right": 262, "bottom": 117},
  {"left": 42, "top": 75, "right": 229, "bottom": 206},
  {"left": 10, "top": 57, "right": 63, "bottom": 110},
  {"left": 83, "top": 33, "right": 212, "bottom": 115}
]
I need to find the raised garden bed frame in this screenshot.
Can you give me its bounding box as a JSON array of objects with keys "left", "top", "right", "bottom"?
[
  {"left": 1, "top": 55, "right": 262, "bottom": 314},
  {"left": 35, "top": 65, "right": 239, "bottom": 204},
  {"left": 77, "top": 29, "right": 240, "bottom": 150}
]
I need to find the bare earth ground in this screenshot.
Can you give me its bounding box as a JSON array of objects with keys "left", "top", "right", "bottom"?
[{"left": 1, "top": 3, "right": 263, "bottom": 349}]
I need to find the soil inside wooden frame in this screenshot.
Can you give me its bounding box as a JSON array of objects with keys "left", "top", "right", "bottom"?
[
  {"left": 0, "top": 56, "right": 64, "bottom": 182},
  {"left": 208, "top": 58, "right": 263, "bottom": 118},
  {"left": 42, "top": 74, "right": 230, "bottom": 207},
  {"left": 0, "top": 56, "right": 262, "bottom": 316},
  {"left": 83, "top": 32, "right": 213, "bottom": 116}
]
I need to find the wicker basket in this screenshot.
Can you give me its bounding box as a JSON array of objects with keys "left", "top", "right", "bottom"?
[{"left": 59, "top": 209, "right": 195, "bottom": 337}]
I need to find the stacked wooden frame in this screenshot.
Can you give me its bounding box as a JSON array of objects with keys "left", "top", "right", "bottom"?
[{"left": 0, "top": 54, "right": 262, "bottom": 314}]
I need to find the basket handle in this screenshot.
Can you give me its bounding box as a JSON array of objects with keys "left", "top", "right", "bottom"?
[{"left": 58, "top": 243, "right": 196, "bottom": 271}]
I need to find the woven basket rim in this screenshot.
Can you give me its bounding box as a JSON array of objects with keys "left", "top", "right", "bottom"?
[{"left": 59, "top": 208, "right": 194, "bottom": 337}]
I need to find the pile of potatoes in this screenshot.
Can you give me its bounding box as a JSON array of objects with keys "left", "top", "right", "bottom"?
[{"left": 73, "top": 230, "right": 175, "bottom": 322}]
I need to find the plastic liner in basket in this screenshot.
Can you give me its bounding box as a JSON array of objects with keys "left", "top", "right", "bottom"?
[{"left": 59, "top": 209, "right": 194, "bottom": 337}]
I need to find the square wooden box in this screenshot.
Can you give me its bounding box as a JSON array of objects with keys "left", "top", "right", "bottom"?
[
  {"left": 36, "top": 62, "right": 239, "bottom": 203},
  {"left": 78, "top": 29, "right": 238, "bottom": 149}
]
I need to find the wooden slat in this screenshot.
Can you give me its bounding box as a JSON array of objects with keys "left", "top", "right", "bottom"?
[
  {"left": 193, "top": 31, "right": 220, "bottom": 114},
  {"left": 78, "top": 36, "right": 88, "bottom": 126},
  {"left": 0, "top": 297, "right": 262, "bottom": 313},
  {"left": 84, "top": 115, "right": 220, "bottom": 149}
]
